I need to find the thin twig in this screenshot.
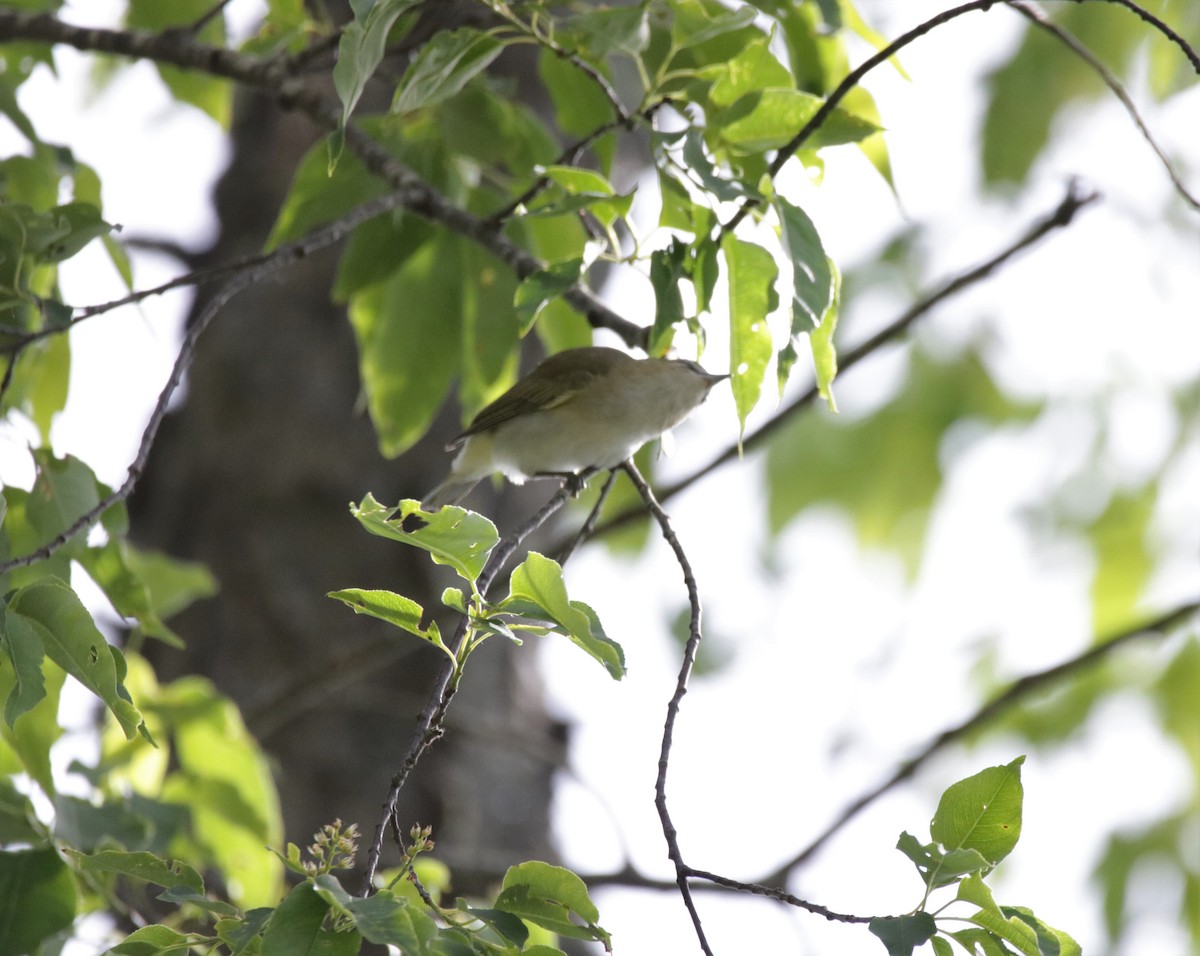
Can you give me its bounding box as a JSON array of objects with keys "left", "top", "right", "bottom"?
[
  {"left": 722, "top": 0, "right": 1000, "bottom": 234},
  {"left": 620, "top": 460, "right": 714, "bottom": 956},
  {"left": 1009, "top": 0, "right": 1199, "bottom": 210},
  {"left": 186, "top": 0, "right": 233, "bottom": 35},
  {"left": 358, "top": 481, "right": 578, "bottom": 896},
  {"left": 1090, "top": 0, "right": 1200, "bottom": 73},
  {"left": 0, "top": 191, "right": 412, "bottom": 576},
  {"left": 762, "top": 598, "right": 1200, "bottom": 882},
  {"left": 683, "top": 867, "right": 881, "bottom": 924},
  {"left": 555, "top": 469, "right": 619, "bottom": 565},
  {"left": 584, "top": 182, "right": 1099, "bottom": 542}
]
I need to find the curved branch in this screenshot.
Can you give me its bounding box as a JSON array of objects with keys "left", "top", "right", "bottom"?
[
  {"left": 1009, "top": 0, "right": 1199, "bottom": 211},
  {"left": 761, "top": 598, "right": 1200, "bottom": 883},
  {"left": 0, "top": 10, "right": 648, "bottom": 348},
  {"left": 620, "top": 460, "right": 714, "bottom": 956},
  {"left": 1093, "top": 0, "right": 1200, "bottom": 73},
  {"left": 722, "top": 0, "right": 999, "bottom": 234}
]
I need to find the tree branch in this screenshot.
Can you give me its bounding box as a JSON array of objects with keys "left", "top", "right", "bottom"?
[
  {"left": 0, "top": 10, "right": 648, "bottom": 349},
  {"left": 0, "top": 191, "right": 413, "bottom": 576},
  {"left": 358, "top": 480, "right": 579, "bottom": 896},
  {"left": 761, "top": 598, "right": 1200, "bottom": 883},
  {"left": 585, "top": 181, "right": 1099, "bottom": 542}
]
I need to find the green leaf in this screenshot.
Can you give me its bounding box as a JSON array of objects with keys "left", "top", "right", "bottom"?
[
  {"left": 669, "top": 0, "right": 759, "bottom": 52},
  {"left": 0, "top": 652, "right": 64, "bottom": 796},
  {"left": 947, "top": 927, "right": 1013, "bottom": 956},
  {"left": 930, "top": 936, "right": 954, "bottom": 956},
  {"left": 930, "top": 757, "right": 1025, "bottom": 866},
  {"left": 962, "top": 905, "right": 1059, "bottom": 956},
  {"left": 0, "top": 609, "right": 46, "bottom": 726},
  {"left": 26, "top": 451, "right": 102, "bottom": 555},
  {"left": 807, "top": 264, "right": 840, "bottom": 410},
  {"left": 722, "top": 234, "right": 777, "bottom": 444},
  {"left": 501, "top": 553, "right": 625, "bottom": 679},
  {"left": 332, "top": 0, "right": 420, "bottom": 167},
  {"left": 956, "top": 872, "right": 1003, "bottom": 918},
  {"left": 20, "top": 333, "right": 71, "bottom": 444},
  {"left": 261, "top": 882, "right": 361, "bottom": 956},
  {"left": 105, "top": 923, "right": 193, "bottom": 955},
  {"left": 562, "top": 3, "right": 650, "bottom": 59},
  {"left": 895, "top": 831, "right": 990, "bottom": 889},
  {"left": 494, "top": 861, "right": 609, "bottom": 946},
  {"left": 312, "top": 875, "right": 438, "bottom": 948},
  {"left": 6, "top": 579, "right": 142, "bottom": 739},
  {"left": 712, "top": 89, "right": 878, "bottom": 154},
  {"left": 775, "top": 197, "right": 833, "bottom": 331},
  {"left": 0, "top": 778, "right": 39, "bottom": 845},
  {"left": 392, "top": 28, "right": 504, "bottom": 115},
  {"left": 463, "top": 905, "right": 529, "bottom": 946},
  {"left": 648, "top": 239, "right": 688, "bottom": 356},
  {"left": 704, "top": 35, "right": 793, "bottom": 109},
  {"left": 0, "top": 847, "right": 76, "bottom": 956},
  {"left": 69, "top": 848, "right": 204, "bottom": 896},
  {"left": 216, "top": 907, "right": 274, "bottom": 955},
  {"left": 982, "top": 3, "right": 1135, "bottom": 185},
  {"left": 349, "top": 494, "right": 499, "bottom": 585},
  {"left": 34, "top": 201, "right": 117, "bottom": 263},
  {"left": 515, "top": 258, "right": 584, "bottom": 336},
  {"left": 267, "top": 127, "right": 384, "bottom": 249},
  {"left": 1086, "top": 487, "right": 1154, "bottom": 635},
  {"left": 868, "top": 912, "right": 936, "bottom": 956},
  {"left": 347, "top": 232, "right": 465, "bottom": 457},
  {"left": 158, "top": 678, "right": 283, "bottom": 908},
  {"left": 328, "top": 588, "right": 450, "bottom": 659},
  {"left": 537, "top": 50, "right": 619, "bottom": 173}
]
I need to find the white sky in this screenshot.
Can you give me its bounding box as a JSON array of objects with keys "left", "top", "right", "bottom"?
[{"left": 1, "top": 2, "right": 1198, "bottom": 955}]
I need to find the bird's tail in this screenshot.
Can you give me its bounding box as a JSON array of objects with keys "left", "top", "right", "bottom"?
[{"left": 421, "top": 477, "right": 481, "bottom": 510}]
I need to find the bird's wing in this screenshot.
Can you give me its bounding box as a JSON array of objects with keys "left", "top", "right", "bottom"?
[{"left": 449, "top": 363, "right": 606, "bottom": 447}]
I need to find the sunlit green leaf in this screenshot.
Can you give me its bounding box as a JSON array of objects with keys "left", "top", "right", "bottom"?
[
  {"left": 328, "top": 588, "right": 450, "bottom": 660},
  {"left": 0, "top": 847, "right": 76, "bottom": 955},
  {"left": 392, "top": 28, "right": 504, "bottom": 115},
  {"left": 157, "top": 677, "right": 283, "bottom": 908},
  {"left": 501, "top": 552, "right": 625, "bottom": 679},
  {"left": 347, "top": 232, "right": 464, "bottom": 457},
  {"left": 494, "top": 861, "right": 609, "bottom": 946},
  {"left": 261, "top": 881, "right": 361, "bottom": 955},
  {"left": 722, "top": 234, "right": 776, "bottom": 443},
  {"left": 349, "top": 494, "right": 499, "bottom": 585},
  {"left": 6, "top": 579, "right": 142, "bottom": 739},
  {"left": 332, "top": 0, "right": 421, "bottom": 167},
  {"left": 930, "top": 757, "right": 1024, "bottom": 866}
]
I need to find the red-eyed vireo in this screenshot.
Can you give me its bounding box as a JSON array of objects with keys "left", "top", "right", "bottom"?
[{"left": 423, "top": 346, "right": 728, "bottom": 508}]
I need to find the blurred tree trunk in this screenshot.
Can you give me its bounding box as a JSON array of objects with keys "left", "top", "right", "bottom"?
[{"left": 129, "top": 56, "right": 564, "bottom": 893}]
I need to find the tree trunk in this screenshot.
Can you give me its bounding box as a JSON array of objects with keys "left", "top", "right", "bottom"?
[{"left": 130, "top": 78, "right": 564, "bottom": 893}]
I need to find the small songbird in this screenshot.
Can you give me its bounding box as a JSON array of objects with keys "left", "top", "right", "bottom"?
[{"left": 422, "top": 346, "right": 728, "bottom": 508}]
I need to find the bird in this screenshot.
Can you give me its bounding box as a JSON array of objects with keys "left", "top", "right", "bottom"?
[{"left": 422, "top": 346, "right": 728, "bottom": 508}]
